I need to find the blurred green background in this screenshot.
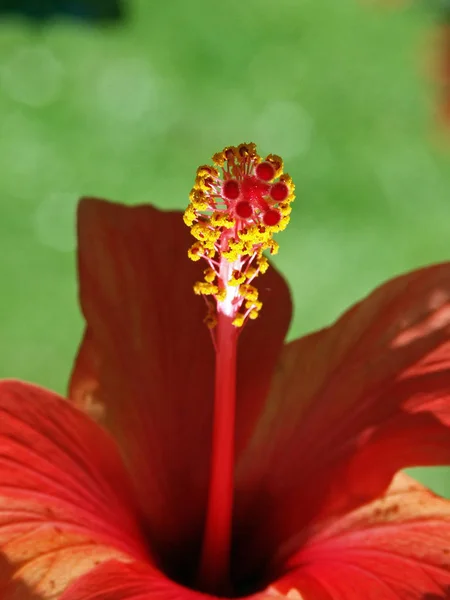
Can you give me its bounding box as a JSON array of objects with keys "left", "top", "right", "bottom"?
[{"left": 0, "top": 0, "right": 449, "bottom": 495}]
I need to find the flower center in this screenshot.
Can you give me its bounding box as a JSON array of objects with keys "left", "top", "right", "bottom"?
[
  {"left": 184, "top": 142, "right": 295, "bottom": 330},
  {"left": 185, "top": 143, "right": 294, "bottom": 595}
]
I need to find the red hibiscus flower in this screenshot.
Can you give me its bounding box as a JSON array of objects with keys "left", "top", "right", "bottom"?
[{"left": 2, "top": 143, "right": 450, "bottom": 600}]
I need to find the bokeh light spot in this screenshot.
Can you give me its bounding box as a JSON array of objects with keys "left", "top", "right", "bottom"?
[
  {"left": 254, "top": 101, "right": 314, "bottom": 159},
  {"left": 94, "top": 58, "right": 160, "bottom": 122},
  {"left": 0, "top": 45, "right": 64, "bottom": 107}
]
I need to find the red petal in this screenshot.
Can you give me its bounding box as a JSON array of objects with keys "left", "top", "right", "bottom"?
[
  {"left": 0, "top": 380, "right": 148, "bottom": 599},
  {"left": 60, "top": 561, "right": 202, "bottom": 600},
  {"left": 276, "top": 474, "right": 450, "bottom": 600},
  {"left": 69, "top": 198, "right": 291, "bottom": 559},
  {"left": 70, "top": 328, "right": 104, "bottom": 420},
  {"left": 60, "top": 560, "right": 275, "bottom": 600},
  {"left": 236, "top": 263, "right": 450, "bottom": 570},
  {"left": 237, "top": 261, "right": 292, "bottom": 453}
]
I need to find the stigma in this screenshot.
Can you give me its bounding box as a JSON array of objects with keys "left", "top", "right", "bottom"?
[{"left": 184, "top": 143, "right": 295, "bottom": 329}]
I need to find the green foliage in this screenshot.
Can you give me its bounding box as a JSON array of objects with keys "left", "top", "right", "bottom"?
[{"left": 0, "top": 0, "right": 449, "bottom": 494}]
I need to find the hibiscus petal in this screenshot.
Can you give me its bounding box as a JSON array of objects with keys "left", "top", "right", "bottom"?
[
  {"left": 235, "top": 263, "right": 450, "bottom": 571},
  {"left": 59, "top": 561, "right": 200, "bottom": 600},
  {"left": 0, "top": 380, "right": 148, "bottom": 599},
  {"left": 276, "top": 473, "right": 450, "bottom": 600},
  {"left": 70, "top": 328, "right": 103, "bottom": 421},
  {"left": 236, "top": 259, "right": 292, "bottom": 453},
  {"left": 63, "top": 475, "right": 449, "bottom": 600},
  {"left": 70, "top": 198, "right": 291, "bottom": 561},
  {"left": 60, "top": 559, "right": 276, "bottom": 600}
]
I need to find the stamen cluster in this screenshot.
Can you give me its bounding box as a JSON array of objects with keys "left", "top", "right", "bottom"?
[{"left": 184, "top": 143, "right": 295, "bottom": 329}]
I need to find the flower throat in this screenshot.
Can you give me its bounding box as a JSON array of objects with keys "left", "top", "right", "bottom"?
[{"left": 185, "top": 143, "right": 295, "bottom": 594}]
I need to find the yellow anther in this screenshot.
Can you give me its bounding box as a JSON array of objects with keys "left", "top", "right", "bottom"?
[
  {"left": 194, "top": 199, "right": 210, "bottom": 211},
  {"left": 268, "top": 239, "right": 279, "bottom": 255},
  {"left": 189, "top": 188, "right": 202, "bottom": 202},
  {"left": 222, "top": 249, "right": 238, "bottom": 262},
  {"left": 279, "top": 203, "right": 292, "bottom": 216},
  {"left": 257, "top": 227, "right": 271, "bottom": 244},
  {"left": 268, "top": 216, "right": 290, "bottom": 234},
  {"left": 239, "top": 284, "right": 259, "bottom": 302},
  {"left": 266, "top": 154, "right": 284, "bottom": 178},
  {"left": 280, "top": 216, "right": 290, "bottom": 230},
  {"left": 222, "top": 239, "right": 245, "bottom": 262},
  {"left": 253, "top": 227, "right": 267, "bottom": 243},
  {"left": 194, "top": 282, "right": 219, "bottom": 296},
  {"left": 190, "top": 223, "right": 220, "bottom": 243},
  {"left": 238, "top": 227, "right": 255, "bottom": 243},
  {"left": 279, "top": 174, "right": 295, "bottom": 202},
  {"left": 216, "top": 288, "right": 227, "bottom": 302},
  {"left": 188, "top": 251, "right": 201, "bottom": 262},
  {"left": 230, "top": 238, "right": 245, "bottom": 251},
  {"left": 223, "top": 146, "right": 238, "bottom": 160},
  {"left": 238, "top": 227, "right": 250, "bottom": 242},
  {"left": 203, "top": 242, "right": 217, "bottom": 254},
  {"left": 195, "top": 175, "right": 215, "bottom": 192},
  {"left": 245, "top": 266, "right": 257, "bottom": 279},
  {"left": 237, "top": 144, "right": 249, "bottom": 157},
  {"left": 232, "top": 313, "right": 246, "bottom": 328},
  {"left": 188, "top": 242, "right": 204, "bottom": 261},
  {"left": 237, "top": 142, "right": 257, "bottom": 159},
  {"left": 210, "top": 229, "right": 221, "bottom": 242},
  {"left": 280, "top": 173, "right": 294, "bottom": 188},
  {"left": 211, "top": 212, "right": 235, "bottom": 229},
  {"left": 238, "top": 225, "right": 270, "bottom": 245},
  {"left": 204, "top": 268, "right": 216, "bottom": 283},
  {"left": 229, "top": 270, "right": 246, "bottom": 286},
  {"left": 212, "top": 151, "right": 226, "bottom": 166},
  {"left": 183, "top": 205, "right": 196, "bottom": 227},
  {"left": 246, "top": 299, "right": 262, "bottom": 311},
  {"left": 190, "top": 223, "right": 209, "bottom": 241},
  {"left": 258, "top": 256, "right": 269, "bottom": 273},
  {"left": 249, "top": 309, "right": 259, "bottom": 320},
  {"left": 197, "top": 165, "right": 219, "bottom": 179},
  {"left": 190, "top": 190, "right": 210, "bottom": 211},
  {"left": 240, "top": 243, "right": 254, "bottom": 257}
]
